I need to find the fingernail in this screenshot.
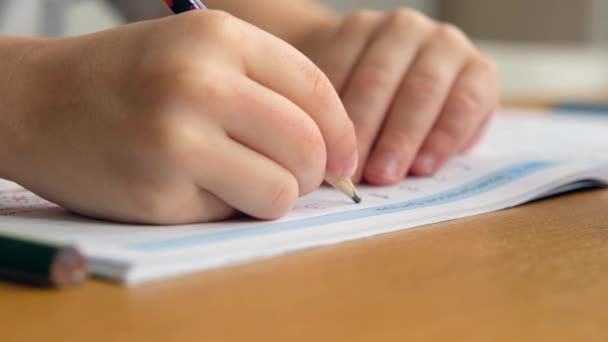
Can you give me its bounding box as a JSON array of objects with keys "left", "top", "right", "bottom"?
[
  {"left": 367, "top": 152, "right": 401, "bottom": 181},
  {"left": 415, "top": 151, "right": 436, "bottom": 175}
]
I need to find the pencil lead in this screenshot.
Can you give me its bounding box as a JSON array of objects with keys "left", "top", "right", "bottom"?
[{"left": 352, "top": 192, "right": 362, "bottom": 204}]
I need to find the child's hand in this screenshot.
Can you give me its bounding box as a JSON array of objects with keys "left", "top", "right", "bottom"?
[
  {"left": 297, "top": 9, "right": 499, "bottom": 185},
  {"left": 4, "top": 11, "right": 357, "bottom": 224}
]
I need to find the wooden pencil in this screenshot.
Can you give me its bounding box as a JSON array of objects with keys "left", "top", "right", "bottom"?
[
  {"left": 0, "top": 232, "right": 88, "bottom": 288},
  {"left": 325, "top": 175, "right": 362, "bottom": 204}
]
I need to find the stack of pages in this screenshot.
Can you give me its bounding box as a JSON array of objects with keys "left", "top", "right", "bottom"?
[{"left": 1, "top": 110, "right": 607, "bottom": 285}]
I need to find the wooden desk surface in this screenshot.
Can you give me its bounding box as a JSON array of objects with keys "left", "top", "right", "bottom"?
[{"left": 3, "top": 189, "right": 608, "bottom": 342}]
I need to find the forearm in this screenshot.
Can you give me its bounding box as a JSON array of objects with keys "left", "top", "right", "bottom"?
[{"left": 0, "top": 36, "right": 45, "bottom": 180}]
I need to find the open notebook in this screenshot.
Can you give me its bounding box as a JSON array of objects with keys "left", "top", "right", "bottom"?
[{"left": 1, "top": 110, "right": 607, "bottom": 285}]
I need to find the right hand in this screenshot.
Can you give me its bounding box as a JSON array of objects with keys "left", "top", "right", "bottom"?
[{"left": 2, "top": 10, "right": 357, "bottom": 224}]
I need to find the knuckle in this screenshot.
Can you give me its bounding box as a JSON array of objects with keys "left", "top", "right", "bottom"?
[
  {"left": 203, "top": 11, "right": 242, "bottom": 43},
  {"left": 307, "top": 64, "right": 334, "bottom": 98},
  {"left": 130, "top": 73, "right": 231, "bottom": 177},
  {"left": 384, "top": 130, "right": 418, "bottom": 154},
  {"left": 426, "top": 128, "right": 460, "bottom": 155},
  {"left": 299, "top": 121, "right": 326, "bottom": 166},
  {"left": 388, "top": 8, "right": 431, "bottom": 29},
  {"left": 403, "top": 71, "right": 445, "bottom": 103},
  {"left": 347, "top": 9, "right": 381, "bottom": 26},
  {"left": 143, "top": 114, "right": 211, "bottom": 169},
  {"left": 138, "top": 60, "right": 228, "bottom": 107},
  {"left": 477, "top": 54, "right": 499, "bottom": 76},
  {"left": 434, "top": 22, "right": 467, "bottom": 43},
  {"left": 174, "top": 66, "right": 232, "bottom": 107},
  {"left": 435, "top": 123, "right": 459, "bottom": 142},
  {"left": 353, "top": 64, "right": 395, "bottom": 93},
  {"left": 296, "top": 123, "right": 327, "bottom": 194},
  {"left": 474, "top": 55, "right": 500, "bottom": 109},
  {"left": 192, "top": 66, "right": 233, "bottom": 102},
  {"left": 449, "top": 87, "right": 484, "bottom": 116},
  {"left": 263, "top": 178, "right": 299, "bottom": 219},
  {"left": 338, "top": 117, "right": 357, "bottom": 148},
  {"left": 205, "top": 10, "right": 236, "bottom": 30},
  {"left": 298, "top": 61, "right": 337, "bottom": 107}
]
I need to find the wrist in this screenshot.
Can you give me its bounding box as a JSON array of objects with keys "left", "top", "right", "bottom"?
[{"left": 0, "top": 36, "right": 48, "bottom": 181}]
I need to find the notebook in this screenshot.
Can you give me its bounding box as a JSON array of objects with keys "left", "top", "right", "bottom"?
[{"left": 1, "top": 109, "right": 607, "bottom": 285}]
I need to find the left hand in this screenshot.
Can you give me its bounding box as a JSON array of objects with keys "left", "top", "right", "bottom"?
[{"left": 296, "top": 9, "right": 499, "bottom": 185}]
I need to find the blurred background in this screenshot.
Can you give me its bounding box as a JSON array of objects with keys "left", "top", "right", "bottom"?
[{"left": 2, "top": 0, "right": 607, "bottom": 107}]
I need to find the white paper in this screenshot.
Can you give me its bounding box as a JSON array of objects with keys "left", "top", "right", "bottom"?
[{"left": 1, "top": 109, "right": 607, "bottom": 285}]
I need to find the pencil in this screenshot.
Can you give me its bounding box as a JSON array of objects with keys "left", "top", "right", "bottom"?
[
  {"left": 0, "top": 232, "right": 88, "bottom": 288},
  {"left": 163, "top": 0, "right": 206, "bottom": 12},
  {"left": 163, "top": 0, "right": 362, "bottom": 204},
  {"left": 325, "top": 175, "right": 362, "bottom": 204}
]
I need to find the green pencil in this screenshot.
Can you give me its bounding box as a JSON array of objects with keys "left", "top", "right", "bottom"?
[{"left": 0, "top": 232, "right": 88, "bottom": 288}]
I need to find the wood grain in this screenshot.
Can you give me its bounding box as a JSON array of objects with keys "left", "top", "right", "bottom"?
[{"left": 3, "top": 189, "right": 608, "bottom": 342}]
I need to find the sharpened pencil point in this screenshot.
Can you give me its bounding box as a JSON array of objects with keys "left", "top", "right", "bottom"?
[{"left": 324, "top": 175, "right": 361, "bottom": 204}]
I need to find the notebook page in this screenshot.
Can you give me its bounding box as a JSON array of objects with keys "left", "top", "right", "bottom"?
[
  {"left": 476, "top": 110, "right": 608, "bottom": 161},
  {"left": 0, "top": 109, "right": 607, "bottom": 284}
]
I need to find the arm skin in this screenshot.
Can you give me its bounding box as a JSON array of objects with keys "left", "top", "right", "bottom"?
[{"left": 0, "top": 37, "right": 42, "bottom": 181}]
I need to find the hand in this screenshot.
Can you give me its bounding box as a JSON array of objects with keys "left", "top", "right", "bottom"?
[
  {"left": 2, "top": 11, "right": 357, "bottom": 224},
  {"left": 296, "top": 9, "right": 499, "bottom": 185}
]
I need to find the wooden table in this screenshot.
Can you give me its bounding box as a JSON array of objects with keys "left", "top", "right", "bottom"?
[{"left": 3, "top": 188, "right": 608, "bottom": 341}]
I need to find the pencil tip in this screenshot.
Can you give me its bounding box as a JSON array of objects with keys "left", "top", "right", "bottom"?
[{"left": 352, "top": 193, "right": 362, "bottom": 204}]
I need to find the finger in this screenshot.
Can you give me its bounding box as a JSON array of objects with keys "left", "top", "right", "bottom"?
[
  {"left": 192, "top": 189, "right": 237, "bottom": 222},
  {"left": 364, "top": 24, "right": 473, "bottom": 185},
  {"left": 100, "top": 163, "right": 237, "bottom": 224},
  {"left": 461, "top": 110, "right": 495, "bottom": 154},
  {"left": 218, "top": 76, "right": 326, "bottom": 196},
  {"left": 84, "top": 186, "right": 236, "bottom": 225},
  {"left": 339, "top": 10, "right": 434, "bottom": 182},
  {"left": 314, "top": 10, "right": 383, "bottom": 92},
  {"left": 152, "top": 185, "right": 237, "bottom": 224},
  {"left": 411, "top": 57, "right": 499, "bottom": 175},
  {"left": 166, "top": 188, "right": 235, "bottom": 224},
  {"left": 196, "top": 133, "right": 300, "bottom": 220},
  {"left": 238, "top": 20, "right": 358, "bottom": 178}
]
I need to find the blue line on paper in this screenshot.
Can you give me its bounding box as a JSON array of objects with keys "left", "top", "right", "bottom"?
[{"left": 129, "top": 161, "right": 555, "bottom": 252}]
